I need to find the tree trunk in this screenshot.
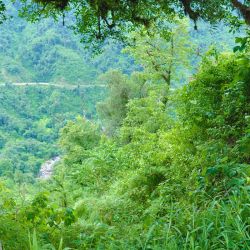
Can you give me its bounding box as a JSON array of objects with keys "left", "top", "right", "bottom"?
[
  {"left": 0, "top": 241, "right": 3, "bottom": 250},
  {"left": 231, "top": 0, "right": 250, "bottom": 25}
]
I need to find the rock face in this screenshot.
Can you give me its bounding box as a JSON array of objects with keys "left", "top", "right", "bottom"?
[{"left": 38, "top": 156, "right": 61, "bottom": 180}]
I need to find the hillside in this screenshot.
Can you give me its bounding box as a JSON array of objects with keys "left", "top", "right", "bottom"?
[
  {"left": 0, "top": 2, "right": 249, "bottom": 249},
  {"left": 0, "top": 2, "right": 138, "bottom": 84},
  {"left": 0, "top": 84, "right": 105, "bottom": 181}
]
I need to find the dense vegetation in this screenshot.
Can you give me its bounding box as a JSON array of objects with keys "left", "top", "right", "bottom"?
[
  {"left": 1, "top": 0, "right": 249, "bottom": 43},
  {"left": 0, "top": 84, "right": 105, "bottom": 182},
  {"left": 1, "top": 43, "right": 249, "bottom": 249},
  {"left": 0, "top": 2, "right": 250, "bottom": 250}
]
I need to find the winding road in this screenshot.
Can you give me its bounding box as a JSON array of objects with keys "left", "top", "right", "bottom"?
[{"left": 0, "top": 82, "right": 105, "bottom": 89}]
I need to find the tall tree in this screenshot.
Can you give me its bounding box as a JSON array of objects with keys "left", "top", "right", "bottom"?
[
  {"left": 125, "top": 19, "right": 192, "bottom": 88},
  {"left": 96, "top": 70, "right": 139, "bottom": 135}
]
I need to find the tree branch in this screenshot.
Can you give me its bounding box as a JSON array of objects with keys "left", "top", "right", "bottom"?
[
  {"left": 179, "top": 0, "right": 199, "bottom": 29},
  {"left": 231, "top": 0, "right": 250, "bottom": 25}
]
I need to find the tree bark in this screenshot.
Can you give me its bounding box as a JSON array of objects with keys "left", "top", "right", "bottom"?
[{"left": 231, "top": 0, "right": 250, "bottom": 25}]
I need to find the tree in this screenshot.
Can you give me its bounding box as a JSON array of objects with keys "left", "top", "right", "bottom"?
[
  {"left": 6, "top": 0, "right": 250, "bottom": 44},
  {"left": 125, "top": 19, "right": 193, "bottom": 88},
  {"left": 96, "top": 70, "right": 139, "bottom": 135}
]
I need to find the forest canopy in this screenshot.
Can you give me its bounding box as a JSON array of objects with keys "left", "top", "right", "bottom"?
[{"left": 0, "top": 0, "right": 249, "bottom": 43}]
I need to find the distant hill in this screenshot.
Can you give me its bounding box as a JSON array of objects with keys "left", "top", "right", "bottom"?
[{"left": 0, "top": 2, "right": 138, "bottom": 84}]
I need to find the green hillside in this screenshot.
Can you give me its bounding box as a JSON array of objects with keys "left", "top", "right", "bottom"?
[
  {"left": 0, "top": 3, "right": 138, "bottom": 84},
  {"left": 0, "top": 84, "right": 105, "bottom": 181},
  {"left": 0, "top": 1, "right": 249, "bottom": 249}
]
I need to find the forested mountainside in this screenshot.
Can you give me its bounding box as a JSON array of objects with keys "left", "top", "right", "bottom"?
[
  {"left": 0, "top": 2, "right": 138, "bottom": 84},
  {"left": 0, "top": 1, "right": 249, "bottom": 249},
  {"left": 0, "top": 85, "right": 105, "bottom": 182}
]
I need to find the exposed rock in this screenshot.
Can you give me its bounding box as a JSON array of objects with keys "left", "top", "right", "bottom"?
[{"left": 38, "top": 156, "right": 61, "bottom": 180}]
